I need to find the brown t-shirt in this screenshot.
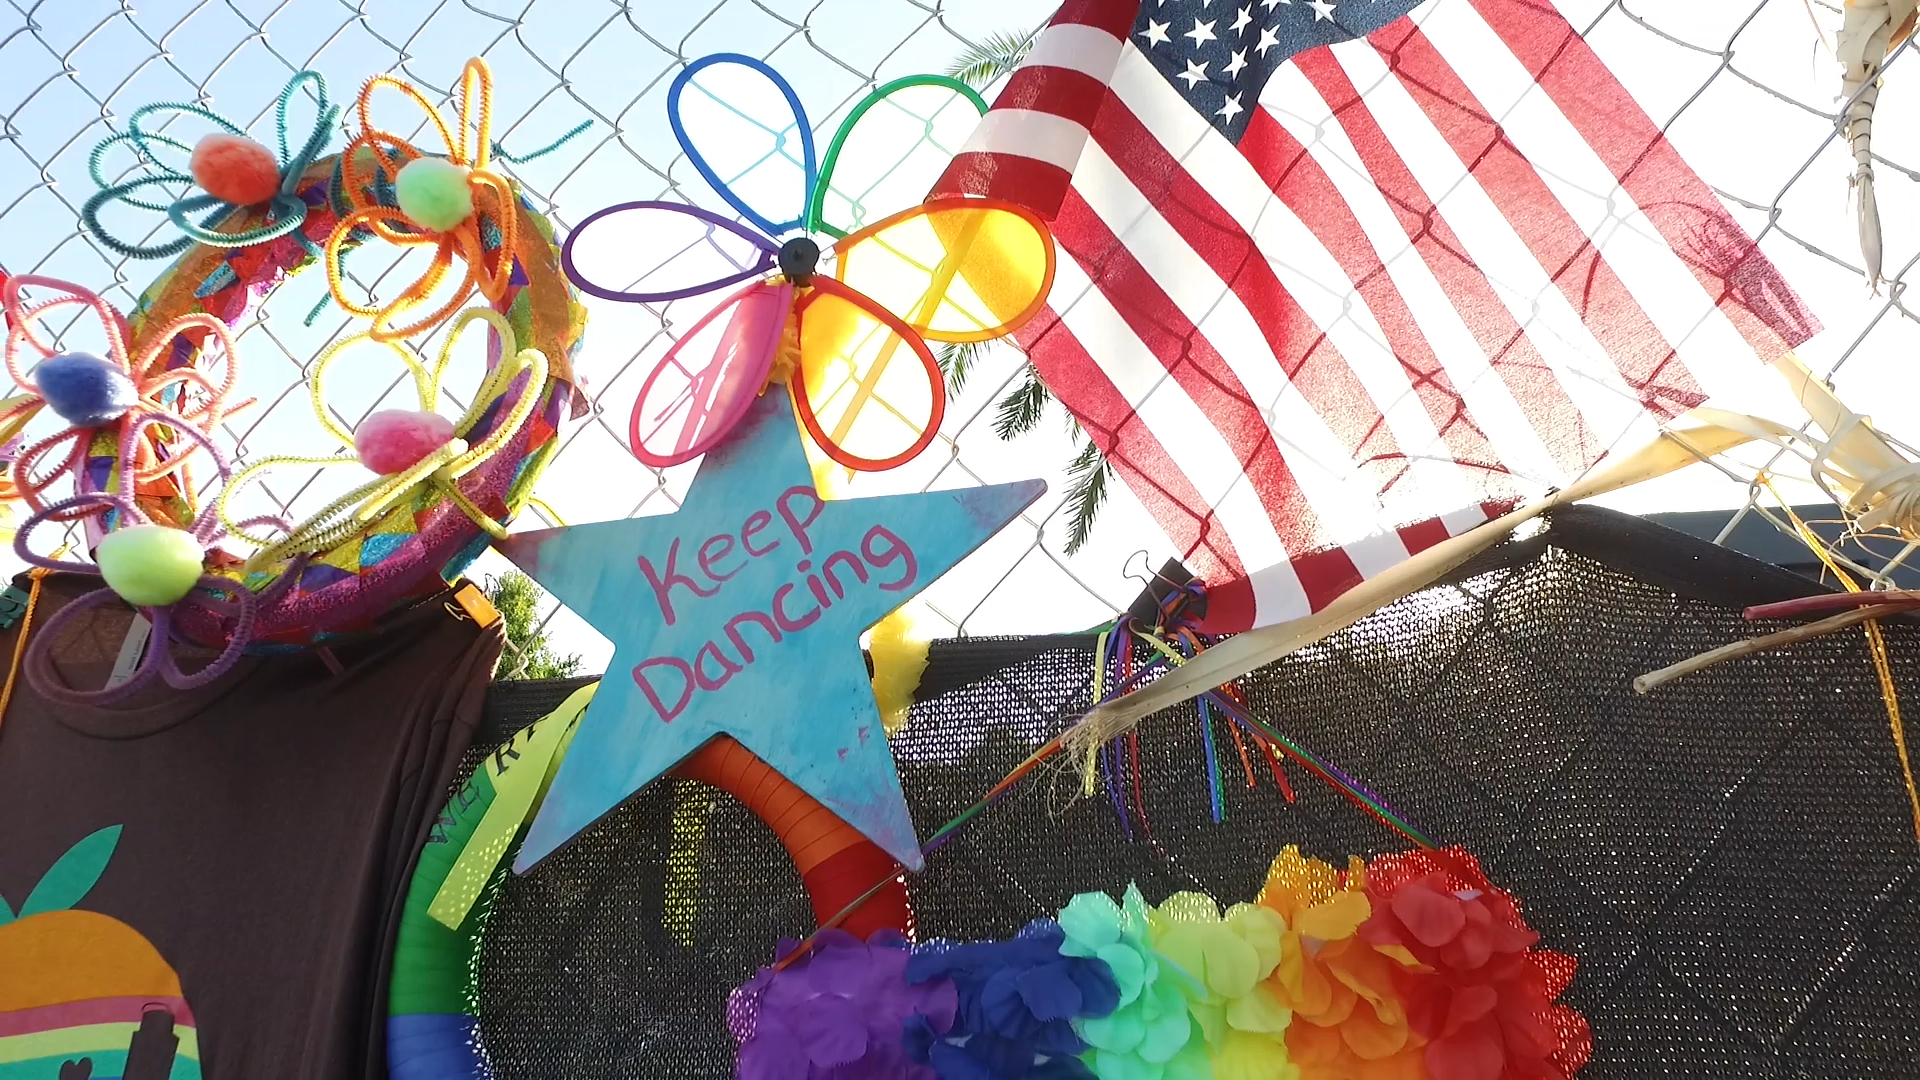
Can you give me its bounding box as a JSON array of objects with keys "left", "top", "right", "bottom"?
[{"left": 0, "top": 573, "right": 503, "bottom": 1080}]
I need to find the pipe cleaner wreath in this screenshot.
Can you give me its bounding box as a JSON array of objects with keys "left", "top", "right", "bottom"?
[{"left": 22, "top": 59, "right": 585, "bottom": 702}]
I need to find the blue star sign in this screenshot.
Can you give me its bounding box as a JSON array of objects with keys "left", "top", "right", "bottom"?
[{"left": 498, "top": 391, "right": 1044, "bottom": 872}]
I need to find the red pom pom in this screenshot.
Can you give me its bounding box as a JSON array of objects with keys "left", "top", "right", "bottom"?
[{"left": 190, "top": 134, "right": 281, "bottom": 206}]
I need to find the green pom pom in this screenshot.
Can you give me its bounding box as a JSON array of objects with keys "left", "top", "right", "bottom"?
[
  {"left": 395, "top": 157, "right": 475, "bottom": 232},
  {"left": 95, "top": 525, "right": 205, "bottom": 607}
]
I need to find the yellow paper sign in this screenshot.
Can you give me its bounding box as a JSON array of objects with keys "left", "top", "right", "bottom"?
[{"left": 428, "top": 681, "right": 596, "bottom": 928}]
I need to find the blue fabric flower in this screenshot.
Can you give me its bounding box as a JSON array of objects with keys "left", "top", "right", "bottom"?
[{"left": 906, "top": 919, "right": 1121, "bottom": 1080}]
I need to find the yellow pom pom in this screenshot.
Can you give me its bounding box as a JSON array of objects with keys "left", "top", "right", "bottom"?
[{"left": 868, "top": 603, "right": 932, "bottom": 735}]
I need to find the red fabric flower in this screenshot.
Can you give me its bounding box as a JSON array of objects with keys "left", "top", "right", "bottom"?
[{"left": 1358, "top": 849, "right": 1590, "bottom": 1080}]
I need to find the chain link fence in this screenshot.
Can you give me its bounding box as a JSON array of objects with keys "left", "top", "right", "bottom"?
[{"left": 2, "top": 0, "right": 1916, "bottom": 676}]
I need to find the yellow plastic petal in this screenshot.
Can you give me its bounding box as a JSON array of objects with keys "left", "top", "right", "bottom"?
[
  {"left": 1295, "top": 890, "right": 1371, "bottom": 943},
  {"left": 792, "top": 278, "right": 942, "bottom": 471},
  {"left": 1227, "top": 903, "right": 1287, "bottom": 977},
  {"left": 831, "top": 197, "right": 1054, "bottom": 343},
  {"left": 1225, "top": 982, "right": 1293, "bottom": 1034},
  {"left": 1214, "top": 1028, "right": 1299, "bottom": 1080}
]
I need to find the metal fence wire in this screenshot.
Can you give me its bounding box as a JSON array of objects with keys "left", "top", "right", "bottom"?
[{"left": 3, "top": 0, "right": 1919, "bottom": 676}]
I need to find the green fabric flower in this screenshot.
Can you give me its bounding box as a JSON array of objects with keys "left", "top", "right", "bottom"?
[
  {"left": 1151, "top": 893, "right": 1298, "bottom": 1080},
  {"left": 1058, "top": 884, "right": 1209, "bottom": 1080}
]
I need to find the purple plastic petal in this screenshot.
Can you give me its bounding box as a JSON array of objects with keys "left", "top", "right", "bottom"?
[
  {"left": 739, "top": 1016, "right": 808, "bottom": 1080},
  {"left": 796, "top": 996, "right": 869, "bottom": 1067},
  {"left": 910, "top": 976, "right": 959, "bottom": 1033},
  {"left": 561, "top": 200, "right": 776, "bottom": 304}
]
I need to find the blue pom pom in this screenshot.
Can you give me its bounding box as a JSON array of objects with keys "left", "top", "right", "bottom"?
[{"left": 37, "top": 353, "right": 138, "bottom": 427}]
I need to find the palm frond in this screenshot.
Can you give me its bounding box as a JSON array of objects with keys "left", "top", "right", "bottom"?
[
  {"left": 1062, "top": 438, "right": 1115, "bottom": 556},
  {"left": 992, "top": 363, "right": 1051, "bottom": 439},
  {"left": 946, "top": 28, "right": 1041, "bottom": 90},
  {"left": 936, "top": 340, "right": 984, "bottom": 396}
]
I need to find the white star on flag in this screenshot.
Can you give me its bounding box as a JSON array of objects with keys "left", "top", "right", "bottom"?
[
  {"left": 1309, "top": 0, "right": 1337, "bottom": 20},
  {"left": 1176, "top": 58, "right": 1210, "bottom": 87},
  {"left": 1138, "top": 18, "right": 1170, "bottom": 46},
  {"left": 1224, "top": 48, "right": 1248, "bottom": 77},
  {"left": 1216, "top": 92, "right": 1245, "bottom": 122},
  {"left": 1184, "top": 17, "right": 1217, "bottom": 46}
]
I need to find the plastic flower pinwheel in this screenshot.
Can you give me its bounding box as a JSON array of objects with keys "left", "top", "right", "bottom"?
[
  {"left": 562, "top": 53, "right": 1056, "bottom": 472},
  {"left": 325, "top": 58, "right": 520, "bottom": 341},
  {"left": 81, "top": 71, "right": 339, "bottom": 260}
]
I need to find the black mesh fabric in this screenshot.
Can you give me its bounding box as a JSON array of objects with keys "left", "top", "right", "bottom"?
[{"left": 464, "top": 505, "right": 1920, "bottom": 1078}]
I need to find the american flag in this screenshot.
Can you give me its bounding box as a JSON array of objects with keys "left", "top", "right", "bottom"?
[{"left": 932, "top": 0, "right": 1821, "bottom": 633}]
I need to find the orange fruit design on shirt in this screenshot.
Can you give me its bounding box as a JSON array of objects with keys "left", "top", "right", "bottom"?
[{"left": 0, "top": 826, "right": 202, "bottom": 1079}]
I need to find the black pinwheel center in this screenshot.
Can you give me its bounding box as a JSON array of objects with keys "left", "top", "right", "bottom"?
[{"left": 778, "top": 236, "right": 820, "bottom": 285}]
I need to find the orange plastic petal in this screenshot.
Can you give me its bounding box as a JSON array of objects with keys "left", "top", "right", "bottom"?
[
  {"left": 790, "top": 276, "right": 943, "bottom": 472},
  {"left": 831, "top": 195, "right": 1054, "bottom": 343}
]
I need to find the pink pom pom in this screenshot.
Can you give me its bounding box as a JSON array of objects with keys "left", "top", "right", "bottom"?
[
  {"left": 355, "top": 410, "right": 457, "bottom": 475},
  {"left": 190, "top": 134, "right": 281, "bottom": 206}
]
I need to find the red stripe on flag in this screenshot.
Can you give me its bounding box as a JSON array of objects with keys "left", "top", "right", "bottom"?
[
  {"left": 1346, "top": 28, "right": 1706, "bottom": 420},
  {"left": 1200, "top": 574, "right": 1257, "bottom": 632},
  {"left": 1266, "top": 53, "right": 1625, "bottom": 473},
  {"left": 933, "top": 151, "right": 1075, "bottom": 215},
  {"left": 1015, "top": 304, "right": 1250, "bottom": 590},
  {"left": 1050, "top": 0, "right": 1141, "bottom": 37},
  {"left": 981, "top": 65, "right": 1110, "bottom": 119},
  {"left": 1234, "top": 107, "right": 1519, "bottom": 500},
  {"left": 1396, "top": 514, "right": 1451, "bottom": 554},
  {"left": 1054, "top": 189, "right": 1343, "bottom": 567},
  {"left": 1468, "top": 0, "right": 1820, "bottom": 355},
  {"left": 1085, "top": 99, "right": 1411, "bottom": 503}
]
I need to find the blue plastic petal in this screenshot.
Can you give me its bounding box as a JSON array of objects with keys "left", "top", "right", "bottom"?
[
  {"left": 930, "top": 1040, "right": 1001, "bottom": 1080},
  {"left": 1017, "top": 962, "right": 1084, "bottom": 1022},
  {"left": 1066, "top": 960, "right": 1121, "bottom": 1019},
  {"left": 668, "top": 53, "right": 816, "bottom": 236}
]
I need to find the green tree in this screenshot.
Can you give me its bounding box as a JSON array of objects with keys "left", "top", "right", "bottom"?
[
  {"left": 943, "top": 32, "right": 1117, "bottom": 555},
  {"left": 485, "top": 570, "right": 582, "bottom": 681}
]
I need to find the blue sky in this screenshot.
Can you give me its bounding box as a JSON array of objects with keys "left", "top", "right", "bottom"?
[{"left": 3, "top": 1, "right": 1919, "bottom": 672}]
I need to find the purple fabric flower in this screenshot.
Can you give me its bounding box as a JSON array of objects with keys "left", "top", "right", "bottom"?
[
  {"left": 904, "top": 919, "right": 1121, "bottom": 1080},
  {"left": 730, "top": 928, "right": 959, "bottom": 1080}
]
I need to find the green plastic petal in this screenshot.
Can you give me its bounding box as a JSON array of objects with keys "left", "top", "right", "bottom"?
[
  {"left": 1082, "top": 1009, "right": 1148, "bottom": 1054},
  {"left": 1091, "top": 1046, "right": 1164, "bottom": 1080},
  {"left": 1164, "top": 1041, "right": 1213, "bottom": 1080},
  {"left": 1099, "top": 942, "right": 1148, "bottom": 1004},
  {"left": 1061, "top": 889, "right": 1125, "bottom": 956},
  {"left": 1139, "top": 1008, "right": 1198, "bottom": 1064}
]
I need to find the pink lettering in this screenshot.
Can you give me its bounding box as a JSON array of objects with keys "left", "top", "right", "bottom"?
[
  {"left": 693, "top": 641, "right": 743, "bottom": 691},
  {"left": 638, "top": 538, "right": 718, "bottom": 625},
  {"left": 777, "top": 485, "right": 822, "bottom": 555},
  {"left": 632, "top": 655, "right": 695, "bottom": 721},
  {"left": 772, "top": 582, "right": 821, "bottom": 631},
  {"left": 698, "top": 533, "right": 742, "bottom": 582},
  {"left": 742, "top": 509, "right": 780, "bottom": 556},
  {"left": 861, "top": 525, "right": 918, "bottom": 592}
]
